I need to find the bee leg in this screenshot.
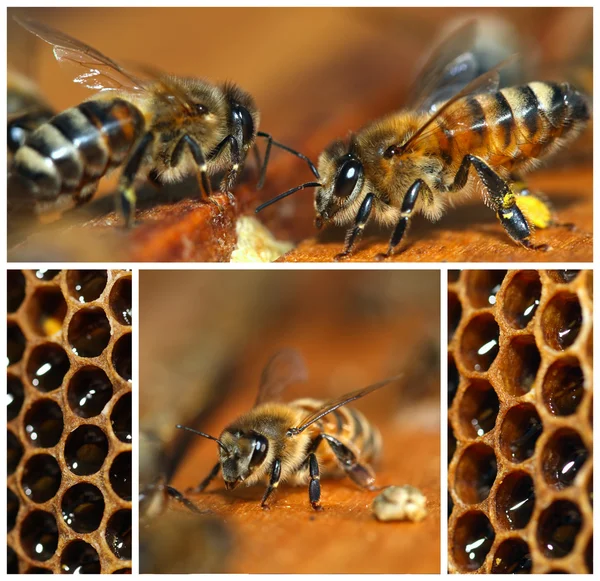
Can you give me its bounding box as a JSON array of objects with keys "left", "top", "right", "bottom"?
[
  {"left": 334, "top": 193, "right": 375, "bottom": 261},
  {"left": 375, "top": 179, "right": 430, "bottom": 260},
  {"left": 261, "top": 458, "right": 282, "bottom": 510},
  {"left": 452, "top": 154, "right": 548, "bottom": 251},
  {"left": 118, "top": 131, "right": 154, "bottom": 228},
  {"left": 171, "top": 134, "right": 213, "bottom": 200},
  {"left": 165, "top": 485, "right": 203, "bottom": 514},
  {"left": 306, "top": 453, "right": 323, "bottom": 511},
  {"left": 323, "top": 434, "right": 376, "bottom": 490},
  {"left": 512, "top": 183, "right": 576, "bottom": 231},
  {"left": 186, "top": 461, "right": 221, "bottom": 494}
]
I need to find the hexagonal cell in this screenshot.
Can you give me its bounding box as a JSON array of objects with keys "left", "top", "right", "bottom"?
[
  {"left": 448, "top": 291, "right": 462, "bottom": 340},
  {"left": 66, "top": 270, "right": 108, "bottom": 303},
  {"left": 68, "top": 307, "right": 112, "bottom": 357},
  {"left": 451, "top": 511, "right": 495, "bottom": 572},
  {"left": 110, "top": 452, "right": 132, "bottom": 501},
  {"left": 453, "top": 443, "right": 497, "bottom": 504},
  {"left": 62, "top": 483, "right": 105, "bottom": 533},
  {"left": 110, "top": 276, "right": 132, "bottom": 326},
  {"left": 7, "top": 321, "right": 26, "bottom": 365},
  {"left": 546, "top": 270, "right": 580, "bottom": 283},
  {"left": 26, "top": 343, "right": 70, "bottom": 392},
  {"left": 106, "top": 509, "right": 132, "bottom": 560},
  {"left": 8, "top": 487, "right": 19, "bottom": 532},
  {"left": 502, "top": 270, "right": 541, "bottom": 329},
  {"left": 542, "top": 356, "right": 584, "bottom": 416},
  {"left": 541, "top": 291, "right": 582, "bottom": 350},
  {"left": 111, "top": 392, "right": 132, "bottom": 443},
  {"left": 21, "top": 454, "right": 62, "bottom": 502},
  {"left": 33, "top": 269, "right": 60, "bottom": 281},
  {"left": 64, "top": 425, "right": 109, "bottom": 475},
  {"left": 7, "top": 429, "right": 23, "bottom": 475},
  {"left": 458, "top": 379, "right": 499, "bottom": 438},
  {"left": 499, "top": 403, "right": 542, "bottom": 463},
  {"left": 24, "top": 398, "right": 64, "bottom": 448},
  {"left": 7, "top": 270, "right": 26, "bottom": 313},
  {"left": 7, "top": 373, "right": 24, "bottom": 421},
  {"left": 8, "top": 545, "right": 19, "bottom": 573},
  {"left": 491, "top": 538, "right": 532, "bottom": 573},
  {"left": 27, "top": 286, "right": 68, "bottom": 338},
  {"left": 67, "top": 366, "right": 113, "bottom": 418},
  {"left": 498, "top": 335, "right": 540, "bottom": 397},
  {"left": 448, "top": 354, "right": 459, "bottom": 408},
  {"left": 459, "top": 314, "right": 500, "bottom": 372},
  {"left": 20, "top": 510, "right": 58, "bottom": 561},
  {"left": 112, "top": 332, "right": 132, "bottom": 381},
  {"left": 537, "top": 500, "right": 582, "bottom": 558},
  {"left": 60, "top": 540, "right": 101, "bottom": 574},
  {"left": 464, "top": 270, "right": 506, "bottom": 308},
  {"left": 494, "top": 471, "right": 535, "bottom": 530},
  {"left": 541, "top": 428, "right": 588, "bottom": 489}
]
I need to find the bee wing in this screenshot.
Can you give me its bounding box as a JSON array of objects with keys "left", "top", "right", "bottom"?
[
  {"left": 15, "top": 16, "right": 146, "bottom": 92},
  {"left": 288, "top": 374, "right": 402, "bottom": 436},
  {"left": 254, "top": 349, "right": 309, "bottom": 407}
]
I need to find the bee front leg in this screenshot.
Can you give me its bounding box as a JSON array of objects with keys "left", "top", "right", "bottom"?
[
  {"left": 261, "top": 458, "right": 282, "bottom": 510},
  {"left": 171, "top": 134, "right": 213, "bottom": 201},
  {"left": 187, "top": 461, "right": 221, "bottom": 494},
  {"left": 308, "top": 453, "right": 323, "bottom": 511},
  {"left": 118, "top": 132, "right": 154, "bottom": 228},
  {"left": 334, "top": 193, "right": 375, "bottom": 261},
  {"left": 323, "top": 434, "right": 377, "bottom": 490}
]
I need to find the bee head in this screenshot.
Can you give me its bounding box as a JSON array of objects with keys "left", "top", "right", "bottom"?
[
  {"left": 219, "top": 430, "right": 269, "bottom": 489},
  {"left": 223, "top": 83, "right": 260, "bottom": 151}
]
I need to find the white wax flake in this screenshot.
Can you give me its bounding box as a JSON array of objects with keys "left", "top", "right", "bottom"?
[{"left": 372, "top": 485, "right": 428, "bottom": 523}]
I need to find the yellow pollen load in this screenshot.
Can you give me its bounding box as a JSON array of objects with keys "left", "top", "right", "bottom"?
[{"left": 515, "top": 194, "right": 553, "bottom": 229}]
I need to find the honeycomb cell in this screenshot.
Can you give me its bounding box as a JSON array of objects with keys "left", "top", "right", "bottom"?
[
  {"left": 26, "top": 343, "right": 70, "bottom": 392},
  {"left": 7, "top": 321, "right": 26, "bottom": 366},
  {"left": 499, "top": 404, "right": 542, "bottom": 463},
  {"left": 7, "top": 270, "right": 26, "bottom": 313},
  {"left": 502, "top": 270, "right": 541, "bottom": 329},
  {"left": 65, "top": 425, "right": 109, "bottom": 475},
  {"left": 33, "top": 269, "right": 59, "bottom": 281},
  {"left": 499, "top": 335, "right": 540, "bottom": 396},
  {"left": 537, "top": 500, "right": 582, "bottom": 558},
  {"left": 8, "top": 545, "right": 19, "bottom": 573},
  {"left": 451, "top": 511, "right": 495, "bottom": 571},
  {"left": 459, "top": 314, "right": 500, "bottom": 372},
  {"left": 110, "top": 452, "right": 132, "bottom": 501},
  {"left": 490, "top": 538, "right": 532, "bottom": 573},
  {"left": 62, "top": 483, "right": 105, "bottom": 533},
  {"left": 8, "top": 487, "right": 19, "bottom": 532},
  {"left": 67, "top": 366, "right": 113, "bottom": 418},
  {"left": 106, "top": 509, "right": 132, "bottom": 560},
  {"left": 67, "top": 270, "right": 108, "bottom": 303},
  {"left": 454, "top": 443, "right": 497, "bottom": 504},
  {"left": 7, "top": 373, "right": 24, "bottom": 420},
  {"left": 110, "top": 276, "right": 132, "bottom": 326},
  {"left": 24, "top": 399, "right": 64, "bottom": 448},
  {"left": 546, "top": 270, "right": 580, "bottom": 283},
  {"left": 541, "top": 428, "right": 588, "bottom": 489},
  {"left": 464, "top": 270, "right": 506, "bottom": 308},
  {"left": 111, "top": 392, "right": 132, "bottom": 443},
  {"left": 7, "top": 429, "right": 24, "bottom": 474},
  {"left": 541, "top": 292, "right": 582, "bottom": 350},
  {"left": 448, "top": 354, "right": 458, "bottom": 408},
  {"left": 21, "top": 454, "right": 62, "bottom": 503},
  {"left": 494, "top": 471, "right": 535, "bottom": 530},
  {"left": 27, "top": 287, "right": 67, "bottom": 337},
  {"left": 448, "top": 291, "right": 461, "bottom": 340},
  {"left": 68, "top": 307, "right": 111, "bottom": 357},
  {"left": 112, "top": 333, "right": 132, "bottom": 381},
  {"left": 20, "top": 510, "right": 58, "bottom": 561},
  {"left": 458, "top": 380, "right": 499, "bottom": 438},
  {"left": 60, "top": 540, "right": 101, "bottom": 574},
  {"left": 542, "top": 357, "right": 584, "bottom": 416}
]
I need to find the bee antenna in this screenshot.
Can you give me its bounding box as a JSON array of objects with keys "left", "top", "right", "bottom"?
[
  {"left": 257, "top": 132, "right": 320, "bottom": 179},
  {"left": 176, "top": 425, "right": 229, "bottom": 454},
  {"left": 255, "top": 182, "right": 322, "bottom": 213}
]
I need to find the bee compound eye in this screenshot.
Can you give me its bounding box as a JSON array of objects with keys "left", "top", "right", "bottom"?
[
  {"left": 195, "top": 103, "right": 208, "bottom": 115},
  {"left": 231, "top": 105, "right": 255, "bottom": 145},
  {"left": 249, "top": 434, "right": 268, "bottom": 468},
  {"left": 334, "top": 158, "right": 362, "bottom": 199}
]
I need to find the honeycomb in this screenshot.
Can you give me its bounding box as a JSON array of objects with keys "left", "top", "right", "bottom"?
[
  {"left": 448, "top": 270, "right": 593, "bottom": 574},
  {"left": 7, "top": 270, "right": 132, "bottom": 574}
]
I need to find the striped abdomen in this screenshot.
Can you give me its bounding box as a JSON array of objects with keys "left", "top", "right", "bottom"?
[
  {"left": 291, "top": 398, "right": 382, "bottom": 476},
  {"left": 12, "top": 97, "right": 145, "bottom": 203},
  {"left": 434, "top": 82, "right": 590, "bottom": 173}
]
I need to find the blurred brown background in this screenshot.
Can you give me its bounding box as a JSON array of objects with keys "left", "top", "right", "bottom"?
[
  {"left": 7, "top": 7, "right": 592, "bottom": 262},
  {"left": 139, "top": 270, "right": 440, "bottom": 573}
]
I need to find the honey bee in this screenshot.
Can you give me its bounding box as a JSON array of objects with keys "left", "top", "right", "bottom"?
[
  {"left": 256, "top": 21, "right": 590, "bottom": 260},
  {"left": 10, "top": 17, "right": 317, "bottom": 226},
  {"left": 177, "top": 349, "right": 397, "bottom": 510}
]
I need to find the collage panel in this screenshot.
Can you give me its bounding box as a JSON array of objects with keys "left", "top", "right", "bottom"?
[
  {"left": 139, "top": 270, "right": 440, "bottom": 573},
  {"left": 7, "top": 270, "right": 132, "bottom": 574},
  {"left": 447, "top": 270, "right": 593, "bottom": 574}
]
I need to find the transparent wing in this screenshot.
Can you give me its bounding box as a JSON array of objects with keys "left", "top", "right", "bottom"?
[
  {"left": 254, "top": 349, "right": 309, "bottom": 407},
  {"left": 15, "top": 16, "right": 145, "bottom": 92},
  {"left": 288, "top": 374, "right": 402, "bottom": 436}
]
